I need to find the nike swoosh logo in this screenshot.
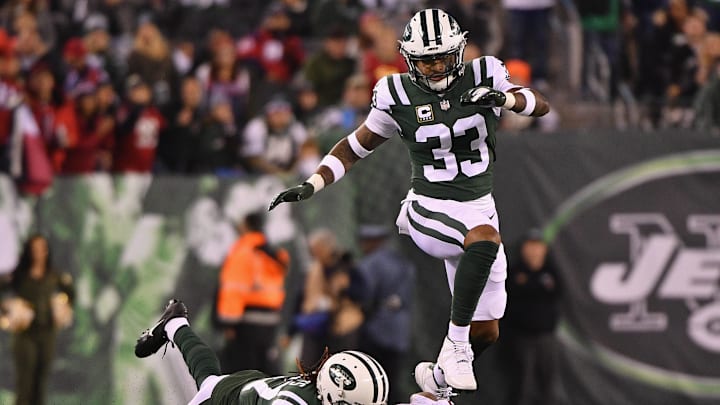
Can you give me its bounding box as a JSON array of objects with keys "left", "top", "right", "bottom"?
[{"left": 489, "top": 213, "right": 495, "bottom": 219}]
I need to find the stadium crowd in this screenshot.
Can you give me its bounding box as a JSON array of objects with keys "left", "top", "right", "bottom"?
[{"left": 0, "top": 0, "right": 719, "bottom": 196}]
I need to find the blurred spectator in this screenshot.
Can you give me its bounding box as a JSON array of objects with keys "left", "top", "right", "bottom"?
[
  {"left": 237, "top": 3, "right": 305, "bottom": 87},
  {"left": 693, "top": 32, "right": 720, "bottom": 134},
  {"left": 0, "top": 30, "right": 23, "bottom": 176},
  {"left": 126, "top": 21, "right": 178, "bottom": 109},
  {"left": 54, "top": 83, "right": 114, "bottom": 174},
  {"left": 240, "top": 96, "right": 317, "bottom": 177},
  {"left": 361, "top": 24, "right": 407, "bottom": 86},
  {"left": 575, "top": 0, "right": 624, "bottom": 101},
  {"left": 282, "top": 0, "right": 314, "bottom": 37},
  {"left": 25, "top": 63, "right": 59, "bottom": 178},
  {"left": 196, "top": 35, "right": 252, "bottom": 129},
  {"left": 157, "top": 75, "right": 206, "bottom": 173},
  {"left": 315, "top": 74, "right": 371, "bottom": 154},
  {"left": 62, "top": 37, "right": 109, "bottom": 99},
  {"left": 195, "top": 93, "right": 241, "bottom": 175},
  {"left": 82, "top": 13, "right": 122, "bottom": 90},
  {"left": 354, "top": 224, "right": 415, "bottom": 405},
  {"left": 291, "top": 78, "right": 322, "bottom": 128},
  {"left": 358, "top": 0, "right": 420, "bottom": 39},
  {"left": 357, "top": 10, "right": 384, "bottom": 51},
  {"left": 0, "top": 0, "right": 57, "bottom": 49},
  {"left": 294, "top": 228, "right": 361, "bottom": 365},
  {"left": 502, "top": 0, "right": 555, "bottom": 89},
  {"left": 0, "top": 234, "right": 74, "bottom": 405},
  {"left": 12, "top": 13, "right": 62, "bottom": 83},
  {"left": 0, "top": 30, "right": 53, "bottom": 195},
  {"left": 504, "top": 229, "right": 562, "bottom": 405},
  {"left": 26, "top": 63, "right": 55, "bottom": 143},
  {"left": 635, "top": 0, "right": 698, "bottom": 128},
  {"left": 171, "top": 39, "right": 195, "bottom": 77},
  {"left": 112, "top": 75, "right": 166, "bottom": 173},
  {"left": 311, "top": 0, "right": 364, "bottom": 37},
  {"left": 303, "top": 26, "right": 356, "bottom": 108},
  {"left": 662, "top": 13, "right": 707, "bottom": 127},
  {"left": 698, "top": 0, "right": 720, "bottom": 31},
  {"left": 440, "top": 0, "right": 502, "bottom": 55},
  {"left": 215, "top": 212, "right": 289, "bottom": 374}
]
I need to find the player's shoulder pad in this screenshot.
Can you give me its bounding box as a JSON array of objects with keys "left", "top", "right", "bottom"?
[
  {"left": 371, "top": 75, "right": 396, "bottom": 112},
  {"left": 468, "top": 56, "right": 509, "bottom": 88}
]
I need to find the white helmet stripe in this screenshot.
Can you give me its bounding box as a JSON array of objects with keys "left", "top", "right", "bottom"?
[
  {"left": 432, "top": 9, "right": 442, "bottom": 46},
  {"left": 361, "top": 351, "right": 389, "bottom": 403},
  {"left": 345, "top": 351, "right": 381, "bottom": 403},
  {"left": 346, "top": 350, "right": 388, "bottom": 403}
]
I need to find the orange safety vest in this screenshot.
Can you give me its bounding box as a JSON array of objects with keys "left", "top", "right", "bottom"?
[{"left": 216, "top": 232, "right": 289, "bottom": 323}]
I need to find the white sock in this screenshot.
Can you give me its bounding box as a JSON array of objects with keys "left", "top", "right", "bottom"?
[
  {"left": 165, "top": 318, "right": 190, "bottom": 343},
  {"left": 447, "top": 322, "right": 470, "bottom": 343},
  {"left": 433, "top": 364, "right": 447, "bottom": 387}
]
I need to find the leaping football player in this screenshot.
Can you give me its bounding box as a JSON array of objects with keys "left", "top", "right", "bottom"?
[{"left": 270, "top": 7, "right": 550, "bottom": 397}]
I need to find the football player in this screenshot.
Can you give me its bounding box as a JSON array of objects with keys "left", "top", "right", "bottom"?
[
  {"left": 135, "top": 299, "right": 455, "bottom": 405},
  {"left": 135, "top": 299, "right": 389, "bottom": 405},
  {"left": 270, "top": 8, "right": 550, "bottom": 394}
]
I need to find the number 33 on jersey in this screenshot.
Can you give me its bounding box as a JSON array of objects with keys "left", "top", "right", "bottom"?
[{"left": 370, "top": 56, "right": 516, "bottom": 202}]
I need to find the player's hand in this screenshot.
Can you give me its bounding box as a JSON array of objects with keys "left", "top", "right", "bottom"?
[
  {"left": 460, "top": 86, "right": 507, "bottom": 108},
  {"left": 268, "top": 182, "right": 315, "bottom": 211}
]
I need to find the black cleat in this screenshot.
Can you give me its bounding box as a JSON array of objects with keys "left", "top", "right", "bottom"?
[{"left": 134, "top": 299, "right": 188, "bottom": 358}]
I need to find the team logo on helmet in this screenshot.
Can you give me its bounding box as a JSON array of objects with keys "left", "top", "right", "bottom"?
[{"left": 329, "top": 364, "right": 357, "bottom": 390}]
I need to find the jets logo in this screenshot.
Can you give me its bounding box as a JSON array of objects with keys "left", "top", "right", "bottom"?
[
  {"left": 592, "top": 213, "right": 720, "bottom": 352},
  {"left": 415, "top": 104, "right": 434, "bottom": 122},
  {"left": 328, "top": 364, "right": 356, "bottom": 390},
  {"left": 545, "top": 151, "right": 720, "bottom": 395}
]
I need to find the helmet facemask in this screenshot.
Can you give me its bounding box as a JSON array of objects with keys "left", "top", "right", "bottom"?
[
  {"left": 399, "top": 9, "right": 468, "bottom": 93},
  {"left": 406, "top": 49, "right": 465, "bottom": 92}
]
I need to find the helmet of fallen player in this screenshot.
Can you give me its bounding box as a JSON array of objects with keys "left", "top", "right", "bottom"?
[
  {"left": 398, "top": 8, "right": 467, "bottom": 93},
  {"left": 316, "top": 350, "right": 389, "bottom": 405}
]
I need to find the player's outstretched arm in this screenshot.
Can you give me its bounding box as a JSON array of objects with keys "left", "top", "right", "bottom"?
[
  {"left": 269, "top": 124, "right": 387, "bottom": 210},
  {"left": 460, "top": 86, "right": 550, "bottom": 117}
]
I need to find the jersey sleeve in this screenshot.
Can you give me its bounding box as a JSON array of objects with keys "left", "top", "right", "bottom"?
[
  {"left": 364, "top": 108, "right": 399, "bottom": 138},
  {"left": 366, "top": 76, "right": 400, "bottom": 138},
  {"left": 471, "top": 56, "right": 522, "bottom": 93}
]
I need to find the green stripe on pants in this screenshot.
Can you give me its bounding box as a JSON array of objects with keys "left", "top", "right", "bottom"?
[{"left": 408, "top": 202, "right": 466, "bottom": 248}]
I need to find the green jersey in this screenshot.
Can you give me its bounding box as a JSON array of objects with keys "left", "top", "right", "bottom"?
[
  {"left": 210, "top": 371, "right": 321, "bottom": 405},
  {"left": 367, "top": 56, "right": 516, "bottom": 201}
]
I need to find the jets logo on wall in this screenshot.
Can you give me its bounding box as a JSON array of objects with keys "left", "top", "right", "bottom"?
[
  {"left": 591, "top": 213, "right": 720, "bottom": 353},
  {"left": 545, "top": 150, "right": 720, "bottom": 397}
]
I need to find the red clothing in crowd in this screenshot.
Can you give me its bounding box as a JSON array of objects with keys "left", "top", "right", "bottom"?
[
  {"left": 112, "top": 105, "right": 166, "bottom": 173},
  {"left": 54, "top": 100, "right": 113, "bottom": 174},
  {"left": 361, "top": 50, "right": 407, "bottom": 87},
  {"left": 236, "top": 29, "right": 304, "bottom": 83},
  {"left": 0, "top": 79, "right": 22, "bottom": 146}
]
